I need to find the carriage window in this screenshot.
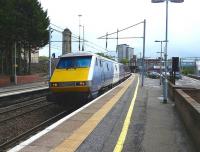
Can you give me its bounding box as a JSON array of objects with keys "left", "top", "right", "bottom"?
[
  {"left": 100, "top": 60, "right": 103, "bottom": 67},
  {"left": 96, "top": 58, "right": 98, "bottom": 66},
  {"left": 107, "top": 63, "right": 109, "bottom": 71},
  {"left": 57, "top": 56, "right": 91, "bottom": 69}
]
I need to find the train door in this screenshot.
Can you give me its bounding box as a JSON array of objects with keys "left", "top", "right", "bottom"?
[{"left": 113, "top": 63, "right": 119, "bottom": 83}]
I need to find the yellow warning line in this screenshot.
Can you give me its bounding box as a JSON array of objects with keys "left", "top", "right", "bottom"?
[
  {"left": 52, "top": 75, "right": 135, "bottom": 152},
  {"left": 113, "top": 77, "right": 140, "bottom": 152}
]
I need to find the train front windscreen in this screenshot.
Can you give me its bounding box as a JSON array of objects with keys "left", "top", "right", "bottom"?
[{"left": 57, "top": 56, "right": 92, "bottom": 69}]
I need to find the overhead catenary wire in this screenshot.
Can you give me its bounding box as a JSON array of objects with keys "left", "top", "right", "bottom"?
[
  {"left": 50, "top": 23, "right": 64, "bottom": 31},
  {"left": 105, "top": 37, "right": 143, "bottom": 39},
  {"left": 49, "top": 23, "right": 111, "bottom": 53},
  {"left": 84, "top": 43, "right": 108, "bottom": 53},
  {"left": 97, "top": 21, "right": 144, "bottom": 39},
  {"left": 50, "top": 23, "right": 104, "bottom": 49}
]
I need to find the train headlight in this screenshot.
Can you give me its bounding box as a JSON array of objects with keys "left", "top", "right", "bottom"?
[
  {"left": 51, "top": 83, "right": 58, "bottom": 87},
  {"left": 76, "top": 81, "right": 87, "bottom": 86}
]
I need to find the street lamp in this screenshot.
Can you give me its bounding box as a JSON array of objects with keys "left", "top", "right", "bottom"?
[
  {"left": 155, "top": 40, "right": 166, "bottom": 85},
  {"left": 49, "top": 26, "right": 52, "bottom": 81},
  {"left": 152, "top": 0, "right": 184, "bottom": 103},
  {"left": 82, "top": 25, "right": 85, "bottom": 51},
  {"left": 78, "top": 14, "right": 82, "bottom": 51}
]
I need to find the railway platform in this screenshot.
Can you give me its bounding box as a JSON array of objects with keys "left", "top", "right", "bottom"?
[
  {"left": 0, "top": 81, "right": 48, "bottom": 98},
  {"left": 8, "top": 74, "right": 196, "bottom": 152}
]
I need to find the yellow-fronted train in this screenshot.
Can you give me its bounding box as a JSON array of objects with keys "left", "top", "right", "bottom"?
[{"left": 48, "top": 52, "right": 131, "bottom": 101}]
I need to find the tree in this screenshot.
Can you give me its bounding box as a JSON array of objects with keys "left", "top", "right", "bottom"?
[
  {"left": 96, "top": 53, "right": 114, "bottom": 60},
  {"left": 0, "top": 0, "right": 49, "bottom": 78},
  {"left": 120, "top": 58, "right": 129, "bottom": 65},
  {"left": 39, "top": 56, "right": 49, "bottom": 62}
]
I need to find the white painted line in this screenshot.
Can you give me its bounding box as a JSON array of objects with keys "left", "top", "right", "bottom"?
[
  {"left": 8, "top": 75, "right": 133, "bottom": 152},
  {"left": 113, "top": 76, "right": 139, "bottom": 152}
]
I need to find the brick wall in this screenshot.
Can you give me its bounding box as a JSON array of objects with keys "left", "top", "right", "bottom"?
[
  {"left": 184, "top": 89, "right": 200, "bottom": 104},
  {"left": 0, "top": 76, "right": 11, "bottom": 87},
  {"left": 16, "top": 74, "right": 42, "bottom": 84},
  {"left": 175, "top": 89, "right": 200, "bottom": 151},
  {"left": 168, "top": 81, "right": 194, "bottom": 101}
]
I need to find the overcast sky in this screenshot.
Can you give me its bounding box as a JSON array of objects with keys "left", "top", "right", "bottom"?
[{"left": 39, "top": 0, "right": 200, "bottom": 59}]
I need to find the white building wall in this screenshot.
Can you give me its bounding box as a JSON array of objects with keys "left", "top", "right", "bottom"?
[
  {"left": 117, "top": 44, "right": 134, "bottom": 61},
  {"left": 117, "top": 44, "right": 129, "bottom": 62},
  {"left": 31, "top": 52, "right": 39, "bottom": 63},
  {"left": 21, "top": 48, "right": 39, "bottom": 63},
  {"left": 126, "top": 47, "right": 134, "bottom": 60}
]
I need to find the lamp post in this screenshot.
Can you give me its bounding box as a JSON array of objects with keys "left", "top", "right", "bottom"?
[
  {"left": 141, "top": 19, "right": 146, "bottom": 87},
  {"left": 14, "top": 42, "right": 17, "bottom": 85},
  {"left": 155, "top": 40, "right": 166, "bottom": 85},
  {"left": 48, "top": 26, "right": 52, "bottom": 81},
  {"left": 152, "top": 0, "right": 184, "bottom": 103},
  {"left": 78, "top": 14, "right": 82, "bottom": 51},
  {"left": 82, "top": 25, "right": 85, "bottom": 51}
]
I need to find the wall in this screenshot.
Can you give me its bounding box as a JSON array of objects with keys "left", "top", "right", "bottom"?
[
  {"left": 168, "top": 81, "right": 194, "bottom": 101},
  {"left": 0, "top": 76, "right": 11, "bottom": 87},
  {"left": 174, "top": 89, "right": 200, "bottom": 151},
  {"left": 16, "top": 74, "right": 42, "bottom": 84}
]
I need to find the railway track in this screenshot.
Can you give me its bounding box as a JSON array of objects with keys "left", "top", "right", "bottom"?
[
  {"left": 0, "top": 83, "right": 48, "bottom": 94},
  {"left": 0, "top": 88, "right": 49, "bottom": 108},
  {"left": 0, "top": 77, "right": 131, "bottom": 151},
  {"left": 0, "top": 96, "right": 52, "bottom": 123},
  {"left": 0, "top": 110, "right": 68, "bottom": 151},
  {"left": 0, "top": 94, "right": 86, "bottom": 151}
]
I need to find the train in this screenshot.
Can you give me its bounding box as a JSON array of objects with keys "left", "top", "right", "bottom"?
[{"left": 49, "top": 52, "right": 131, "bottom": 100}]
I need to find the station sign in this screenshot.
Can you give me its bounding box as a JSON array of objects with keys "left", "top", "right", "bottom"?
[{"left": 172, "top": 57, "right": 179, "bottom": 72}]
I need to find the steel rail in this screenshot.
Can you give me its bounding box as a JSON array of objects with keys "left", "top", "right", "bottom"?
[
  {"left": 0, "top": 111, "right": 68, "bottom": 151},
  {"left": 0, "top": 96, "right": 47, "bottom": 114},
  {"left": 0, "top": 85, "right": 48, "bottom": 94},
  {"left": 0, "top": 99, "right": 53, "bottom": 123}
]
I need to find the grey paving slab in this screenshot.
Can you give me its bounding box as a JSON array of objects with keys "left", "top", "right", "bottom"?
[
  {"left": 30, "top": 131, "right": 71, "bottom": 148},
  {"left": 69, "top": 112, "right": 93, "bottom": 121},
  {"left": 141, "top": 78, "right": 196, "bottom": 152},
  {"left": 20, "top": 145, "right": 51, "bottom": 152},
  {"left": 53, "top": 119, "right": 85, "bottom": 133}
]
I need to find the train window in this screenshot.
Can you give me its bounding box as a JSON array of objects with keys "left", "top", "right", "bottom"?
[
  {"left": 100, "top": 60, "right": 103, "bottom": 67},
  {"left": 57, "top": 56, "right": 91, "bottom": 69},
  {"left": 76, "top": 57, "right": 91, "bottom": 67},
  {"left": 96, "top": 58, "right": 98, "bottom": 66},
  {"left": 107, "top": 63, "right": 109, "bottom": 71}
]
